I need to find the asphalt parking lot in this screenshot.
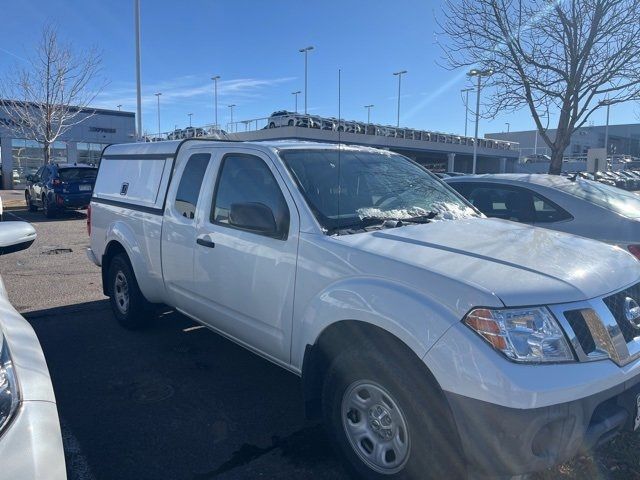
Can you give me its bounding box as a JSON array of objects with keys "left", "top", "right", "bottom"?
[
  {"left": 1, "top": 206, "right": 639, "bottom": 480},
  {"left": 0, "top": 207, "right": 348, "bottom": 480}
]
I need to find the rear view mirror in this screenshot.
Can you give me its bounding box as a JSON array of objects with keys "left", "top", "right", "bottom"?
[
  {"left": 229, "top": 202, "right": 278, "bottom": 236},
  {"left": 0, "top": 222, "right": 37, "bottom": 255}
]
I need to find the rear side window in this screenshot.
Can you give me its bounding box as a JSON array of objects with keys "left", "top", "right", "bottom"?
[
  {"left": 174, "top": 153, "right": 211, "bottom": 219},
  {"left": 58, "top": 168, "right": 98, "bottom": 181}
]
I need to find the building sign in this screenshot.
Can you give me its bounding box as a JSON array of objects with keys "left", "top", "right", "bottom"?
[{"left": 89, "top": 126, "right": 116, "bottom": 134}]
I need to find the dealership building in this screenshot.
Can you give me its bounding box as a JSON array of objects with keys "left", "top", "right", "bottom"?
[
  {"left": 487, "top": 123, "right": 640, "bottom": 159},
  {"left": 0, "top": 102, "right": 135, "bottom": 189}
]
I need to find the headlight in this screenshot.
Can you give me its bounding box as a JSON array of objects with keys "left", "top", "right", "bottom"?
[
  {"left": 0, "top": 337, "right": 19, "bottom": 433},
  {"left": 464, "top": 307, "right": 574, "bottom": 363}
]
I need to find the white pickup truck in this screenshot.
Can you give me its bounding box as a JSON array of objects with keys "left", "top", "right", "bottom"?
[{"left": 87, "top": 139, "right": 640, "bottom": 479}]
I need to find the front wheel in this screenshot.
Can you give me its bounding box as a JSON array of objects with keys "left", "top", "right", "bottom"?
[
  {"left": 42, "top": 194, "right": 55, "bottom": 218},
  {"left": 322, "top": 347, "right": 464, "bottom": 480},
  {"left": 26, "top": 192, "right": 37, "bottom": 211},
  {"left": 107, "top": 254, "right": 154, "bottom": 329}
]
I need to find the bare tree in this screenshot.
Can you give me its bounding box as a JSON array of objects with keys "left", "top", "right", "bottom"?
[
  {"left": 1, "top": 25, "right": 105, "bottom": 164},
  {"left": 439, "top": 0, "right": 640, "bottom": 173}
]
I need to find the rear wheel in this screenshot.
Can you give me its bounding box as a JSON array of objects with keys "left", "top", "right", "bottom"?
[
  {"left": 322, "top": 347, "right": 464, "bottom": 480},
  {"left": 269, "top": 122, "right": 276, "bottom": 128},
  {"left": 107, "top": 253, "right": 154, "bottom": 329}
]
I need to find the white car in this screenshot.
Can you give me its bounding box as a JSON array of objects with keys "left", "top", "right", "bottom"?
[
  {"left": 446, "top": 174, "right": 640, "bottom": 259},
  {"left": 0, "top": 222, "right": 66, "bottom": 480},
  {"left": 88, "top": 140, "right": 640, "bottom": 479}
]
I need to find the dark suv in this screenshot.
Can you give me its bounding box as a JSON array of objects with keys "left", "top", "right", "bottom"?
[{"left": 25, "top": 164, "right": 98, "bottom": 218}]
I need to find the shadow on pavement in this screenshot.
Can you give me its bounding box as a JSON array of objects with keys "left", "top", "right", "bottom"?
[
  {"left": 26, "top": 300, "right": 346, "bottom": 480},
  {"left": 6, "top": 208, "right": 87, "bottom": 224}
]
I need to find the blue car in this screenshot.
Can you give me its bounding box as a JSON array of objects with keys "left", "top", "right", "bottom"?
[{"left": 25, "top": 164, "right": 98, "bottom": 218}]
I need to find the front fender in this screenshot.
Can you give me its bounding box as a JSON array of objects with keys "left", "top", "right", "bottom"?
[{"left": 292, "top": 276, "right": 463, "bottom": 369}]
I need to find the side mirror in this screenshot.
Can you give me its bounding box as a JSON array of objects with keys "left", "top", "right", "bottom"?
[
  {"left": 0, "top": 222, "right": 37, "bottom": 255},
  {"left": 229, "top": 202, "right": 279, "bottom": 236}
]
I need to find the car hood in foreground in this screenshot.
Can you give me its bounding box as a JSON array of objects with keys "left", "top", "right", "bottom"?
[{"left": 335, "top": 217, "right": 640, "bottom": 306}]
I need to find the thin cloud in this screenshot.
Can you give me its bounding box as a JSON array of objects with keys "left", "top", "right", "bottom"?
[{"left": 93, "top": 75, "right": 296, "bottom": 111}]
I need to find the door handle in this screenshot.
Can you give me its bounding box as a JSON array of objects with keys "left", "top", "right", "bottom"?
[{"left": 196, "top": 236, "right": 215, "bottom": 248}]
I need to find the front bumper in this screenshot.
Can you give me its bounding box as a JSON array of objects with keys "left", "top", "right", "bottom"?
[
  {"left": 0, "top": 401, "right": 66, "bottom": 480},
  {"left": 446, "top": 375, "right": 640, "bottom": 477}
]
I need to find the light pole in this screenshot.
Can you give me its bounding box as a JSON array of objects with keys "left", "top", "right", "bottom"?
[
  {"left": 134, "top": 0, "right": 142, "bottom": 139},
  {"left": 505, "top": 122, "right": 510, "bottom": 133},
  {"left": 393, "top": 70, "right": 407, "bottom": 128},
  {"left": 599, "top": 98, "right": 613, "bottom": 155},
  {"left": 154, "top": 92, "right": 162, "bottom": 138},
  {"left": 228, "top": 104, "right": 236, "bottom": 132},
  {"left": 467, "top": 68, "right": 493, "bottom": 173},
  {"left": 188, "top": 113, "right": 193, "bottom": 127},
  {"left": 299, "top": 46, "right": 314, "bottom": 114},
  {"left": 292, "top": 90, "right": 301, "bottom": 113},
  {"left": 211, "top": 75, "right": 220, "bottom": 129},
  {"left": 364, "top": 104, "right": 374, "bottom": 124},
  {"left": 117, "top": 104, "right": 122, "bottom": 111},
  {"left": 461, "top": 88, "right": 473, "bottom": 137}
]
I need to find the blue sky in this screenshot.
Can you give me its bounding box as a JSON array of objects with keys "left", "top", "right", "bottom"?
[{"left": 1, "top": 0, "right": 638, "bottom": 136}]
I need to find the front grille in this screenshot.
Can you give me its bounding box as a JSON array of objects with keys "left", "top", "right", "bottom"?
[
  {"left": 603, "top": 283, "right": 640, "bottom": 343},
  {"left": 564, "top": 310, "right": 596, "bottom": 355}
]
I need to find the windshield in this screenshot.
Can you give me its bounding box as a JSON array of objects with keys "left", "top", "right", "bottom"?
[
  {"left": 58, "top": 168, "right": 97, "bottom": 182},
  {"left": 556, "top": 179, "right": 640, "bottom": 219},
  {"left": 280, "top": 148, "right": 477, "bottom": 233}
]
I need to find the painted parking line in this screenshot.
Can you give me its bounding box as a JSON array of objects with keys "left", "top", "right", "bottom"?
[{"left": 6, "top": 211, "right": 27, "bottom": 221}]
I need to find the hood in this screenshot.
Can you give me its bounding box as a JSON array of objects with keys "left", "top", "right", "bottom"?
[{"left": 335, "top": 217, "right": 640, "bottom": 306}]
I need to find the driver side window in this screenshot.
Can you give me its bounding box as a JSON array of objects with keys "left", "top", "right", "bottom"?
[{"left": 211, "top": 154, "right": 289, "bottom": 239}]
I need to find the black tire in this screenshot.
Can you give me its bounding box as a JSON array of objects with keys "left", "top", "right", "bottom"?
[
  {"left": 42, "top": 194, "right": 55, "bottom": 218},
  {"left": 322, "top": 345, "right": 464, "bottom": 480},
  {"left": 269, "top": 122, "right": 276, "bottom": 128},
  {"left": 288, "top": 119, "right": 294, "bottom": 126},
  {"left": 26, "top": 192, "right": 37, "bottom": 211},
  {"left": 107, "top": 253, "right": 154, "bottom": 329}
]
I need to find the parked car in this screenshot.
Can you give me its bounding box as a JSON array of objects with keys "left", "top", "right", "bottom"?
[
  {"left": 592, "top": 171, "right": 616, "bottom": 187},
  {"left": 25, "top": 164, "right": 98, "bottom": 218},
  {"left": 89, "top": 140, "right": 640, "bottom": 479},
  {"left": 619, "top": 170, "right": 640, "bottom": 190},
  {"left": 267, "top": 110, "right": 299, "bottom": 128},
  {"left": 0, "top": 221, "right": 66, "bottom": 480},
  {"left": 446, "top": 173, "right": 640, "bottom": 258}
]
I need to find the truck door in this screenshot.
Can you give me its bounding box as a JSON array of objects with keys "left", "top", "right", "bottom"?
[
  {"left": 189, "top": 149, "right": 299, "bottom": 363},
  {"left": 161, "top": 152, "right": 212, "bottom": 311}
]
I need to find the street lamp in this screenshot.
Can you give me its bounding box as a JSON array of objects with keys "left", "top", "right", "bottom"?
[
  {"left": 154, "top": 92, "right": 162, "bottom": 138},
  {"left": 134, "top": 0, "right": 143, "bottom": 139},
  {"left": 188, "top": 113, "right": 193, "bottom": 127},
  {"left": 292, "top": 90, "right": 301, "bottom": 113},
  {"left": 211, "top": 75, "right": 221, "bottom": 129},
  {"left": 117, "top": 104, "right": 122, "bottom": 111},
  {"left": 467, "top": 68, "right": 493, "bottom": 173},
  {"left": 599, "top": 98, "right": 614, "bottom": 155},
  {"left": 228, "top": 104, "right": 236, "bottom": 132},
  {"left": 505, "top": 122, "right": 510, "bottom": 133},
  {"left": 460, "top": 88, "right": 473, "bottom": 137},
  {"left": 364, "top": 104, "right": 374, "bottom": 125},
  {"left": 393, "top": 70, "right": 407, "bottom": 128},
  {"left": 299, "top": 46, "right": 314, "bottom": 114}
]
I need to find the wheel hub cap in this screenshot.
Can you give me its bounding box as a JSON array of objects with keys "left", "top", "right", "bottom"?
[
  {"left": 114, "top": 271, "right": 129, "bottom": 314},
  {"left": 341, "top": 380, "right": 410, "bottom": 474}
]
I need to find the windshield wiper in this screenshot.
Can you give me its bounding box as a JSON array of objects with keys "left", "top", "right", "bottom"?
[{"left": 327, "top": 212, "right": 437, "bottom": 234}]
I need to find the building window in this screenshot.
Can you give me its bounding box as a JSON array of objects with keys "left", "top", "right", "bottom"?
[
  {"left": 11, "top": 139, "right": 44, "bottom": 188},
  {"left": 77, "top": 142, "right": 107, "bottom": 166}
]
